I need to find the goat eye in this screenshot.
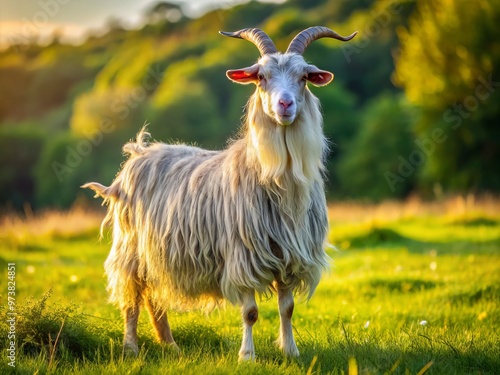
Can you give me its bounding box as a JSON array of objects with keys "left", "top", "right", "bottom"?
[
  {"left": 258, "top": 74, "right": 265, "bottom": 81},
  {"left": 301, "top": 74, "right": 308, "bottom": 82}
]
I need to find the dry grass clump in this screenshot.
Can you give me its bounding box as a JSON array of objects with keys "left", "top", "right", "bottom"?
[
  {"left": 0, "top": 204, "right": 105, "bottom": 245},
  {"left": 328, "top": 194, "right": 500, "bottom": 224}
]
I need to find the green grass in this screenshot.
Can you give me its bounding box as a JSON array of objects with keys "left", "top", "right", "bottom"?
[{"left": 0, "top": 202, "right": 499, "bottom": 374}]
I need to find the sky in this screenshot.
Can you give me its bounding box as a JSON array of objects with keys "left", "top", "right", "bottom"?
[{"left": 0, "top": 0, "right": 255, "bottom": 47}]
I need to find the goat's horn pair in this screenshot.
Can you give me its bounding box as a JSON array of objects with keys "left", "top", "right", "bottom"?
[{"left": 219, "top": 26, "right": 357, "bottom": 56}]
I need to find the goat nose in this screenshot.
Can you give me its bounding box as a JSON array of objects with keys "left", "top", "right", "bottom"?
[{"left": 279, "top": 98, "right": 293, "bottom": 110}]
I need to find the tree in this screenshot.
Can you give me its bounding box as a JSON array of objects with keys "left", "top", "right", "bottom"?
[
  {"left": 337, "top": 94, "right": 417, "bottom": 200},
  {"left": 0, "top": 127, "right": 45, "bottom": 209},
  {"left": 35, "top": 132, "right": 123, "bottom": 208},
  {"left": 145, "top": 58, "right": 226, "bottom": 148},
  {"left": 145, "top": 2, "right": 183, "bottom": 24},
  {"left": 394, "top": 0, "right": 500, "bottom": 193}
]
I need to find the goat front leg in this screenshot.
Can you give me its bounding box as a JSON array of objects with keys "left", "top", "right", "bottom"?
[
  {"left": 239, "top": 292, "right": 258, "bottom": 361},
  {"left": 276, "top": 283, "right": 299, "bottom": 357}
]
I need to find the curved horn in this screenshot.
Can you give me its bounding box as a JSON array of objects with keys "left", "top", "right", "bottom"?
[
  {"left": 286, "top": 26, "right": 357, "bottom": 55},
  {"left": 219, "top": 28, "right": 278, "bottom": 56}
]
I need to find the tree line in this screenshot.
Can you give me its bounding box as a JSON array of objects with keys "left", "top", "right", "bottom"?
[{"left": 1, "top": 0, "right": 498, "bottom": 210}]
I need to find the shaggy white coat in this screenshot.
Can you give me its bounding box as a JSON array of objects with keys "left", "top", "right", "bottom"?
[{"left": 85, "top": 68, "right": 329, "bottom": 311}]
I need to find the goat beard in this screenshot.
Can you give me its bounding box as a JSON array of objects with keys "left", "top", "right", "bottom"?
[{"left": 246, "top": 93, "right": 327, "bottom": 219}]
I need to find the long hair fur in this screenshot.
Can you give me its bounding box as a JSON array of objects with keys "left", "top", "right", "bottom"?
[{"left": 84, "top": 83, "right": 330, "bottom": 312}]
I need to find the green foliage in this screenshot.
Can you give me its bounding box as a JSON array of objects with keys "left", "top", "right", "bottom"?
[
  {"left": 315, "top": 84, "right": 359, "bottom": 195},
  {"left": 146, "top": 84, "right": 224, "bottom": 148},
  {"left": 394, "top": 0, "right": 500, "bottom": 193},
  {"left": 0, "top": 0, "right": 498, "bottom": 208},
  {"left": 26, "top": 57, "right": 93, "bottom": 117},
  {"left": 35, "top": 133, "right": 82, "bottom": 208},
  {"left": 146, "top": 58, "right": 235, "bottom": 147},
  {"left": 0, "top": 290, "right": 104, "bottom": 360},
  {"left": 0, "top": 44, "right": 98, "bottom": 122},
  {"left": 320, "top": 0, "right": 414, "bottom": 104},
  {"left": 35, "top": 132, "right": 124, "bottom": 208},
  {"left": 347, "top": 227, "right": 407, "bottom": 248},
  {"left": 337, "top": 94, "right": 417, "bottom": 200},
  {"left": 70, "top": 87, "right": 144, "bottom": 136},
  {"left": 220, "top": 0, "right": 281, "bottom": 32},
  {"left": 0, "top": 126, "right": 46, "bottom": 209},
  {"left": 0, "top": 63, "right": 34, "bottom": 121}
]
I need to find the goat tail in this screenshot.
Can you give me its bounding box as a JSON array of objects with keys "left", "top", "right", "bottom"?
[
  {"left": 123, "top": 125, "right": 151, "bottom": 157},
  {"left": 81, "top": 182, "right": 118, "bottom": 201},
  {"left": 81, "top": 181, "right": 117, "bottom": 238},
  {"left": 82, "top": 126, "right": 151, "bottom": 204}
]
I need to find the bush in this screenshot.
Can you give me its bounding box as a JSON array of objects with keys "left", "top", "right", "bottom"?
[
  {"left": 394, "top": 0, "right": 500, "bottom": 193},
  {"left": 337, "top": 93, "right": 417, "bottom": 200},
  {"left": 35, "top": 131, "right": 124, "bottom": 209},
  {"left": 0, "top": 290, "right": 116, "bottom": 363},
  {"left": 146, "top": 59, "right": 227, "bottom": 148},
  {"left": 315, "top": 83, "right": 360, "bottom": 196},
  {"left": 70, "top": 87, "right": 144, "bottom": 137},
  {"left": 0, "top": 126, "right": 46, "bottom": 209}
]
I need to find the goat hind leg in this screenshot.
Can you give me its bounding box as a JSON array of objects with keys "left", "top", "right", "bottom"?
[
  {"left": 121, "top": 279, "right": 145, "bottom": 357},
  {"left": 144, "top": 296, "right": 180, "bottom": 352}
]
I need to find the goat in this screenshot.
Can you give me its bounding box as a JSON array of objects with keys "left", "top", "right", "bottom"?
[{"left": 83, "top": 26, "right": 356, "bottom": 361}]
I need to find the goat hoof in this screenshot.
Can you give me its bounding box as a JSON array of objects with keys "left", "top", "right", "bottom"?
[
  {"left": 276, "top": 340, "right": 300, "bottom": 357},
  {"left": 285, "top": 346, "right": 300, "bottom": 357},
  {"left": 238, "top": 350, "right": 255, "bottom": 362},
  {"left": 123, "top": 343, "right": 139, "bottom": 358},
  {"left": 163, "top": 342, "right": 181, "bottom": 355}
]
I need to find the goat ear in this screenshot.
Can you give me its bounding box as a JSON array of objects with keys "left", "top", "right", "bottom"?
[
  {"left": 226, "top": 64, "right": 259, "bottom": 85},
  {"left": 306, "top": 68, "right": 334, "bottom": 87}
]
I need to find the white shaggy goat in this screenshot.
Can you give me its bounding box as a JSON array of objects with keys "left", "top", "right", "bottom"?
[{"left": 83, "top": 26, "right": 356, "bottom": 360}]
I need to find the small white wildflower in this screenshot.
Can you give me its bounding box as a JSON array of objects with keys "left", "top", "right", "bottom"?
[
  {"left": 419, "top": 320, "right": 428, "bottom": 326},
  {"left": 26, "top": 265, "right": 35, "bottom": 274},
  {"left": 363, "top": 321, "right": 370, "bottom": 329},
  {"left": 70, "top": 275, "right": 78, "bottom": 283},
  {"left": 429, "top": 261, "right": 437, "bottom": 271}
]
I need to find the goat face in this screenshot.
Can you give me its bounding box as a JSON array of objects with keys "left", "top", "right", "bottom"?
[{"left": 226, "top": 53, "right": 333, "bottom": 126}]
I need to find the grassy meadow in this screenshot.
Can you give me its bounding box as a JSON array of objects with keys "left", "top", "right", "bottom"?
[{"left": 0, "top": 197, "right": 499, "bottom": 374}]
